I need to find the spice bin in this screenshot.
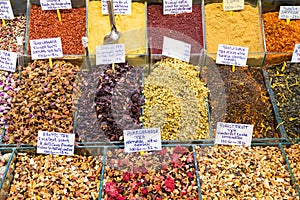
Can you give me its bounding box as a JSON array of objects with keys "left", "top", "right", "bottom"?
[
  {"left": 142, "top": 57, "right": 210, "bottom": 141},
  {"left": 74, "top": 55, "right": 145, "bottom": 143},
  {"left": 3, "top": 146, "right": 103, "bottom": 199},
  {"left": 25, "top": 0, "right": 86, "bottom": 56},
  {"left": 3, "top": 59, "right": 81, "bottom": 145},
  {"left": 202, "top": 56, "right": 280, "bottom": 138},
  {"left": 87, "top": 0, "right": 147, "bottom": 59},
  {"left": 101, "top": 145, "right": 200, "bottom": 199},
  {"left": 196, "top": 143, "right": 300, "bottom": 199},
  {"left": 285, "top": 142, "right": 300, "bottom": 193},
  {"left": 147, "top": 1, "right": 204, "bottom": 56},
  {"left": 0, "top": 148, "right": 15, "bottom": 200},
  {"left": 203, "top": 0, "right": 265, "bottom": 67},
  {"left": 262, "top": 1, "right": 300, "bottom": 64},
  {"left": 264, "top": 62, "right": 300, "bottom": 138}
]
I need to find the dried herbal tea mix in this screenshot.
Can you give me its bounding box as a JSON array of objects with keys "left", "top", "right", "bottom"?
[
  {"left": 142, "top": 58, "right": 209, "bottom": 140},
  {"left": 263, "top": 12, "right": 300, "bottom": 63},
  {"left": 94, "top": 63, "right": 143, "bottom": 141},
  {"left": 203, "top": 65, "right": 278, "bottom": 138},
  {"left": 0, "top": 16, "right": 26, "bottom": 53},
  {"left": 284, "top": 143, "right": 300, "bottom": 188},
  {"left": 196, "top": 145, "right": 299, "bottom": 199},
  {"left": 4, "top": 60, "right": 80, "bottom": 145},
  {"left": 267, "top": 62, "right": 300, "bottom": 138},
  {"left": 103, "top": 146, "right": 199, "bottom": 199},
  {"left": 147, "top": 4, "right": 203, "bottom": 54},
  {"left": 7, "top": 153, "right": 102, "bottom": 199}
]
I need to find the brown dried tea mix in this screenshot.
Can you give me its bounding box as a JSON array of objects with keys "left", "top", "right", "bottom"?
[
  {"left": 196, "top": 145, "right": 299, "bottom": 199},
  {"left": 203, "top": 65, "right": 279, "bottom": 138},
  {"left": 267, "top": 62, "right": 300, "bottom": 138},
  {"left": 4, "top": 60, "right": 80, "bottom": 145}
]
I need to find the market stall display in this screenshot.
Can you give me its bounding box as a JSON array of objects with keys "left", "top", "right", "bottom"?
[
  {"left": 147, "top": 4, "right": 203, "bottom": 54},
  {"left": 102, "top": 145, "right": 199, "bottom": 199},
  {"left": 196, "top": 145, "right": 300, "bottom": 199},
  {"left": 204, "top": 1, "right": 264, "bottom": 66},
  {"left": 266, "top": 62, "right": 300, "bottom": 138},
  {"left": 202, "top": 62, "right": 279, "bottom": 138},
  {"left": 6, "top": 152, "right": 102, "bottom": 199},
  {"left": 87, "top": 1, "right": 146, "bottom": 54},
  {"left": 143, "top": 58, "right": 209, "bottom": 140},
  {"left": 28, "top": 4, "right": 86, "bottom": 55},
  {"left": 4, "top": 60, "right": 80, "bottom": 145}
]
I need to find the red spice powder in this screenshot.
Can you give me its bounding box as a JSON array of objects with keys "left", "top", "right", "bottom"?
[
  {"left": 29, "top": 5, "right": 86, "bottom": 55},
  {"left": 147, "top": 4, "right": 203, "bottom": 54}
]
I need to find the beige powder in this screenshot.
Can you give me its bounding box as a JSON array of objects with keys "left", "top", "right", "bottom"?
[
  {"left": 88, "top": 1, "right": 146, "bottom": 55},
  {"left": 205, "top": 3, "right": 264, "bottom": 65}
]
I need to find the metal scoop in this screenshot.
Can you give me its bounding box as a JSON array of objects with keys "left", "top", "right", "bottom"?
[{"left": 103, "top": 0, "right": 122, "bottom": 44}]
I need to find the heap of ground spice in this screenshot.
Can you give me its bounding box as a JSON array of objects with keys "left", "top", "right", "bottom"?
[
  {"left": 204, "top": 3, "right": 264, "bottom": 65},
  {"left": 29, "top": 5, "right": 86, "bottom": 55},
  {"left": 147, "top": 4, "right": 203, "bottom": 54}
]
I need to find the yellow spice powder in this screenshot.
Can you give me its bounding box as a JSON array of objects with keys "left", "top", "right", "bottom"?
[
  {"left": 205, "top": 3, "right": 264, "bottom": 64},
  {"left": 88, "top": 1, "right": 146, "bottom": 54}
]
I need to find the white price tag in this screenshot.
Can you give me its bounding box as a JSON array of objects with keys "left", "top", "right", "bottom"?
[
  {"left": 0, "top": 0, "right": 14, "bottom": 19},
  {"left": 223, "top": 0, "right": 244, "bottom": 11},
  {"left": 215, "top": 122, "right": 253, "bottom": 146},
  {"left": 102, "top": 0, "right": 131, "bottom": 15},
  {"left": 163, "top": 0, "right": 192, "bottom": 15},
  {"left": 0, "top": 50, "right": 17, "bottom": 72},
  {"left": 291, "top": 44, "right": 300, "bottom": 63},
  {"left": 162, "top": 36, "right": 191, "bottom": 62},
  {"left": 37, "top": 131, "right": 75, "bottom": 156},
  {"left": 96, "top": 43, "right": 125, "bottom": 65},
  {"left": 216, "top": 44, "right": 249, "bottom": 66},
  {"left": 279, "top": 6, "right": 300, "bottom": 19},
  {"left": 40, "top": 0, "right": 72, "bottom": 10},
  {"left": 30, "top": 38, "right": 63, "bottom": 60},
  {"left": 124, "top": 128, "right": 162, "bottom": 153}
]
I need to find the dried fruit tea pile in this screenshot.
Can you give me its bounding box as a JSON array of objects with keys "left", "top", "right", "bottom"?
[
  {"left": 103, "top": 146, "right": 199, "bottom": 199},
  {"left": 263, "top": 12, "right": 300, "bottom": 63},
  {"left": 0, "top": 72, "right": 18, "bottom": 133},
  {"left": 205, "top": 3, "right": 264, "bottom": 65},
  {"left": 7, "top": 154, "right": 102, "bottom": 199},
  {"left": 204, "top": 65, "right": 278, "bottom": 138},
  {"left": 73, "top": 67, "right": 107, "bottom": 142},
  {"left": 88, "top": 1, "right": 146, "bottom": 54},
  {"left": 196, "top": 145, "right": 299, "bottom": 199},
  {"left": 143, "top": 58, "right": 209, "bottom": 140},
  {"left": 29, "top": 5, "right": 86, "bottom": 55},
  {"left": 4, "top": 60, "right": 80, "bottom": 145},
  {"left": 147, "top": 4, "right": 203, "bottom": 54},
  {"left": 94, "top": 63, "right": 143, "bottom": 141},
  {"left": 285, "top": 143, "right": 300, "bottom": 188},
  {"left": 0, "top": 16, "right": 26, "bottom": 53},
  {"left": 267, "top": 63, "right": 300, "bottom": 138}
]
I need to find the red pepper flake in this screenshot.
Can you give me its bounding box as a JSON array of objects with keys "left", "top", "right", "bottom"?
[
  {"left": 164, "top": 176, "right": 175, "bottom": 192},
  {"left": 141, "top": 187, "right": 148, "bottom": 195}
]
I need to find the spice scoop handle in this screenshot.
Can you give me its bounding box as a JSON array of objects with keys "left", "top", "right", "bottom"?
[{"left": 107, "top": 0, "right": 117, "bottom": 33}]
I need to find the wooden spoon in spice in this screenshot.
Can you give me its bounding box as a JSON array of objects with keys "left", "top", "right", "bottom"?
[{"left": 103, "top": 0, "right": 122, "bottom": 44}]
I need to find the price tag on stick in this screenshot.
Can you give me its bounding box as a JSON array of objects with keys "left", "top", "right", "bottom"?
[
  {"left": 96, "top": 43, "right": 125, "bottom": 65},
  {"left": 223, "top": 0, "right": 244, "bottom": 11},
  {"left": 291, "top": 44, "right": 300, "bottom": 63},
  {"left": 102, "top": 0, "right": 131, "bottom": 15},
  {"left": 0, "top": 0, "right": 14, "bottom": 26},
  {"left": 216, "top": 44, "right": 249, "bottom": 66},
  {"left": 163, "top": 0, "right": 192, "bottom": 15},
  {"left": 37, "top": 131, "right": 75, "bottom": 156},
  {"left": 124, "top": 128, "right": 162, "bottom": 153},
  {"left": 162, "top": 36, "right": 191, "bottom": 62},
  {"left": 0, "top": 50, "right": 17, "bottom": 72},
  {"left": 215, "top": 122, "right": 254, "bottom": 146},
  {"left": 40, "top": 0, "right": 72, "bottom": 10}
]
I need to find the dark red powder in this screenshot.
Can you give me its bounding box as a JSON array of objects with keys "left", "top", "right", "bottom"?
[{"left": 147, "top": 4, "right": 203, "bottom": 54}]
